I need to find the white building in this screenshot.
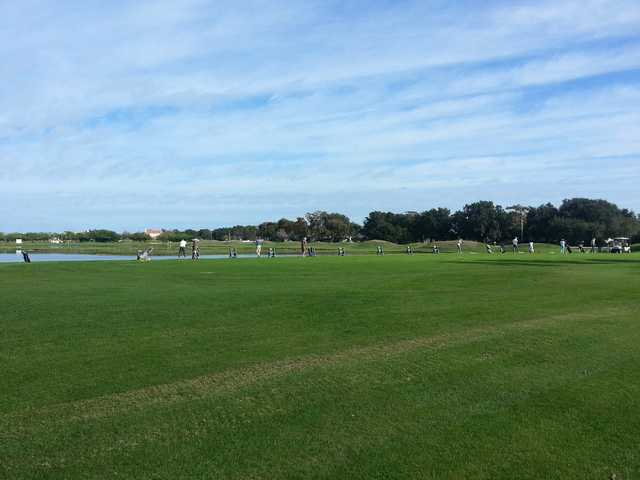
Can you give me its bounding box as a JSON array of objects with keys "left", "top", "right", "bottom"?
[{"left": 144, "top": 228, "right": 163, "bottom": 240}]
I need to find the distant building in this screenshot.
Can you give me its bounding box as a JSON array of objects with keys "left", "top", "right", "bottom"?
[{"left": 144, "top": 228, "right": 163, "bottom": 240}]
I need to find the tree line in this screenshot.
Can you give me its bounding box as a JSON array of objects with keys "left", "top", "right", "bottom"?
[
  {"left": 360, "top": 199, "right": 639, "bottom": 244},
  {"left": 144, "top": 212, "right": 360, "bottom": 243},
  {"left": 2, "top": 198, "right": 639, "bottom": 245}
]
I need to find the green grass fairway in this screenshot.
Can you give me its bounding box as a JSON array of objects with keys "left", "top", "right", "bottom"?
[
  {"left": 0, "top": 238, "right": 561, "bottom": 256},
  {"left": 2, "top": 254, "right": 640, "bottom": 479}
]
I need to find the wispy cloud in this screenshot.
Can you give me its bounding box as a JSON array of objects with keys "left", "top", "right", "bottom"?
[{"left": 1, "top": 0, "right": 639, "bottom": 231}]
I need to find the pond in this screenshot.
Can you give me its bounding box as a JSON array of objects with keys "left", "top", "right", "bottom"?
[{"left": 0, "top": 253, "right": 263, "bottom": 263}]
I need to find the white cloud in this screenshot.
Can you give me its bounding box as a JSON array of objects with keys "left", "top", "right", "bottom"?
[{"left": 1, "top": 0, "right": 640, "bottom": 230}]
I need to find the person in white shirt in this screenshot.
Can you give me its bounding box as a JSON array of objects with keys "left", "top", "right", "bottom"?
[
  {"left": 528, "top": 241, "right": 535, "bottom": 254},
  {"left": 560, "top": 239, "right": 566, "bottom": 255},
  {"left": 512, "top": 236, "right": 519, "bottom": 253},
  {"left": 178, "top": 239, "right": 187, "bottom": 258}
]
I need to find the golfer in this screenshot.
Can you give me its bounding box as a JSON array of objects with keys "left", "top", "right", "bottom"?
[
  {"left": 528, "top": 241, "right": 534, "bottom": 254},
  {"left": 512, "top": 236, "right": 519, "bottom": 253},
  {"left": 178, "top": 239, "right": 187, "bottom": 258},
  {"left": 191, "top": 240, "right": 199, "bottom": 260},
  {"left": 457, "top": 239, "right": 463, "bottom": 254},
  {"left": 560, "top": 239, "right": 566, "bottom": 255},
  {"left": 256, "top": 238, "right": 263, "bottom": 257}
]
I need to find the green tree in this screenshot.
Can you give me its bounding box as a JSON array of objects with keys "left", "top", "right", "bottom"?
[{"left": 452, "top": 201, "right": 509, "bottom": 242}]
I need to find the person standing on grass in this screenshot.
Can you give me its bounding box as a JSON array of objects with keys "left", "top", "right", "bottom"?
[
  {"left": 591, "top": 237, "right": 597, "bottom": 253},
  {"left": 560, "top": 239, "right": 566, "bottom": 255},
  {"left": 255, "top": 238, "right": 263, "bottom": 257},
  {"left": 301, "top": 237, "right": 308, "bottom": 256},
  {"left": 191, "top": 240, "right": 199, "bottom": 260},
  {"left": 457, "top": 239, "right": 463, "bottom": 254},
  {"left": 178, "top": 239, "right": 187, "bottom": 258},
  {"left": 512, "top": 236, "right": 519, "bottom": 253},
  {"left": 528, "top": 241, "right": 535, "bottom": 254}
]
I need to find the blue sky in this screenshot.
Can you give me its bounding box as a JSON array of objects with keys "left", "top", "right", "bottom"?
[{"left": 1, "top": 0, "right": 640, "bottom": 231}]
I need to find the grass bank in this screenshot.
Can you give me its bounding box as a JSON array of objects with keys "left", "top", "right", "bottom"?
[{"left": 1, "top": 239, "right": 561, "bottom": 256}]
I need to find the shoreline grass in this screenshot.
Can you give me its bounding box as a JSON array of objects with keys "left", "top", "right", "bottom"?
[{"left": 2, "top": 239, "right": 568, "bottom": 256}]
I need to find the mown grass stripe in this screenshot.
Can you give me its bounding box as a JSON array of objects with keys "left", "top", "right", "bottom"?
[{"left": 2, "top": 306, "right": 628, "bottom": 433}]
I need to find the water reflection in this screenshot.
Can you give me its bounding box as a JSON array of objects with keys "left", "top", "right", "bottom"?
[{"left": 0, "top": 253, "right": 262, "bottom": 263}]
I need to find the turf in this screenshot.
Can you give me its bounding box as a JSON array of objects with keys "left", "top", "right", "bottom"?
[
  {"left": 1, "top": 253, "right": 639, "bottom": 479},
  {"left": 0, "top": 239, "right": 559, "bottom": 256}
]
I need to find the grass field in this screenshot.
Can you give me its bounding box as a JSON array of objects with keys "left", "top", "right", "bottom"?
[
  {"left": 0, "top": 239, "right": 562, "bottom": 256},
  {"left": 0, "top": 238, "right": 462, "bottom": 256},
  {"left": 2, "top": 253, "right": 640, "bottom": 479}
]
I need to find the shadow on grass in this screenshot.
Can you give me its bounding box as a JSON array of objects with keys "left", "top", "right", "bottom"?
[{"left": 447, "top": 257, "right": 640, "bottom": 268}]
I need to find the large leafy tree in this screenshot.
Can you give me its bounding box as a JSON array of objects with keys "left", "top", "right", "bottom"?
[
  {"left": 257, "top": 222, "right": 278, "bottom": 240},
  {"left": 451, "top": 201, "right": 509, "bottom": 242},
  {"left": 526, "top": 203, "right": 560, "bottom": 243},
  {"left": 305, "top": 211, "right": 354, "bottom": 242},
  {"left": 362, "top": 211, "right": 411, "bottom": 243},
  {"left": 409, "top": 208, "right": 453, "bottom": 242}
]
